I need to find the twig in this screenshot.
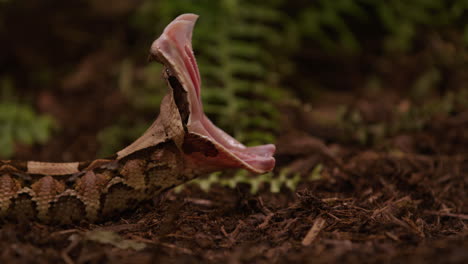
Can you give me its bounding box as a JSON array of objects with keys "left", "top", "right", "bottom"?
[
  {"left": 61, "top": 234, "right": 81, "bottom": 264},
  {"left": 50, "top": 229, "right": 82, "bottom": 238},
  {"left": 221, "top": 225, "right": 235, "bottom": 245},
  {"left": 184, "top": 197, "right": 214, "bottom": 206},
  {"left": 385, "top": 231, "right": 400, "bottom": 241},
  {"left": 258, "top": 213, "right": 274, "bottom": 229},
  {"left": 302, "top": 217, "right": 326, "bottom": 246},
  {"left": 325, "top": 212, "right": 340, "bottom": 221},
  {"left": 425, "top": 211, "right": 468, "bottom": 220},
  {"left": 160, "top": 242, "right": 193, "bottom": 255}
]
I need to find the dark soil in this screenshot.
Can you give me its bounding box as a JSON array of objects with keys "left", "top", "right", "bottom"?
[{"left": 1, "top": 1, "right": 467, "bottom": 263}]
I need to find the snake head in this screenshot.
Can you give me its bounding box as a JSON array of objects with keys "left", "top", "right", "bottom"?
[{"left": 150, "top": 14, "right": 275, "bottom": 174}]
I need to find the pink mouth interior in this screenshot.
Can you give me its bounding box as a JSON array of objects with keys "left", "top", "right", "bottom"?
[{"left": 151, "top": 14, "right": 275, "bottom": 174}]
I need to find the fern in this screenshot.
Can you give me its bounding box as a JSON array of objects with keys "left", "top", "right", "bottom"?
[
  {"left": 298, "top": 0, "right": 468, "bottom": 53},
  {"left": 176, "top": 169, "right": 300, "bottom": 194},
  {"left": 175, "top": 163, "right": 323, "bottom": 194},
  {"left": 133, "top": 0, "right": 296, "bottom": 146},
  {"left": 298, "top": 0, "right": 366, "bottom": 53},
  {"left": 99, "top": 0, "right": 294, "bottom": 155}
]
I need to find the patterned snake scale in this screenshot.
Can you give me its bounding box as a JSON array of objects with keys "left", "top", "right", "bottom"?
[{"left": 0, "top": 14, "right": 276, "bottom": 224}]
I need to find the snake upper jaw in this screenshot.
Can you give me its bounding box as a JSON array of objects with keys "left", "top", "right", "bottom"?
[{"left": 149, "top": 14, "right": 276, "bottom": 174}]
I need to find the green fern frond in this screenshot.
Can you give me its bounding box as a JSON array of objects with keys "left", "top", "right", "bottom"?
[
  {"left": 177, "top": 164, "right": 322, "bottom": 194},
  {"left": 133, "top": 0, "right": 296, "bottom": 146},
  {"left": 299, "top": 0, "right": 468, "bottom": 53}
]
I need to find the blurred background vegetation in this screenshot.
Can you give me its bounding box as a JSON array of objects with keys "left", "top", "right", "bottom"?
[{"left": 0, "top": 0, "right": 467, "bottom": 191}]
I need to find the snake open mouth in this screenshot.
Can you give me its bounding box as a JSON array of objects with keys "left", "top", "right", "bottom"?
[{"left": 150, "top": 14, "right": 275, "bottom": 174}]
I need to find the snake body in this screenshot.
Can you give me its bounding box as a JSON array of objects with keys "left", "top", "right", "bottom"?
[{"left": 0, "top": 14, "right": 275, "bottom": 224}]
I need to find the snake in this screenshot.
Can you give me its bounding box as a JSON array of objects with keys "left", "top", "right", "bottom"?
[{"left": 0, "top": 14, "right": 275, "bottom": 224}]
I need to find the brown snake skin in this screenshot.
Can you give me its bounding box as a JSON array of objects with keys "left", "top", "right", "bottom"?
[{"left": 0, "top": 14, "right": 275, "bottom": 224}]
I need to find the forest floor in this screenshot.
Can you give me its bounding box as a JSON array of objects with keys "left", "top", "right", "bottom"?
[{"left": 0, "top": 87, "right": 467, "bottom": 264}]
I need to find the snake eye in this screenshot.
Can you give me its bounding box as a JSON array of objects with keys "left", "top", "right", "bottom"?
[
  {"left": 165, "top": 67, "right": 174, "bottom": 77},
  {"left": 162, "top": 67, "right": 169, "bottom": 78}
]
